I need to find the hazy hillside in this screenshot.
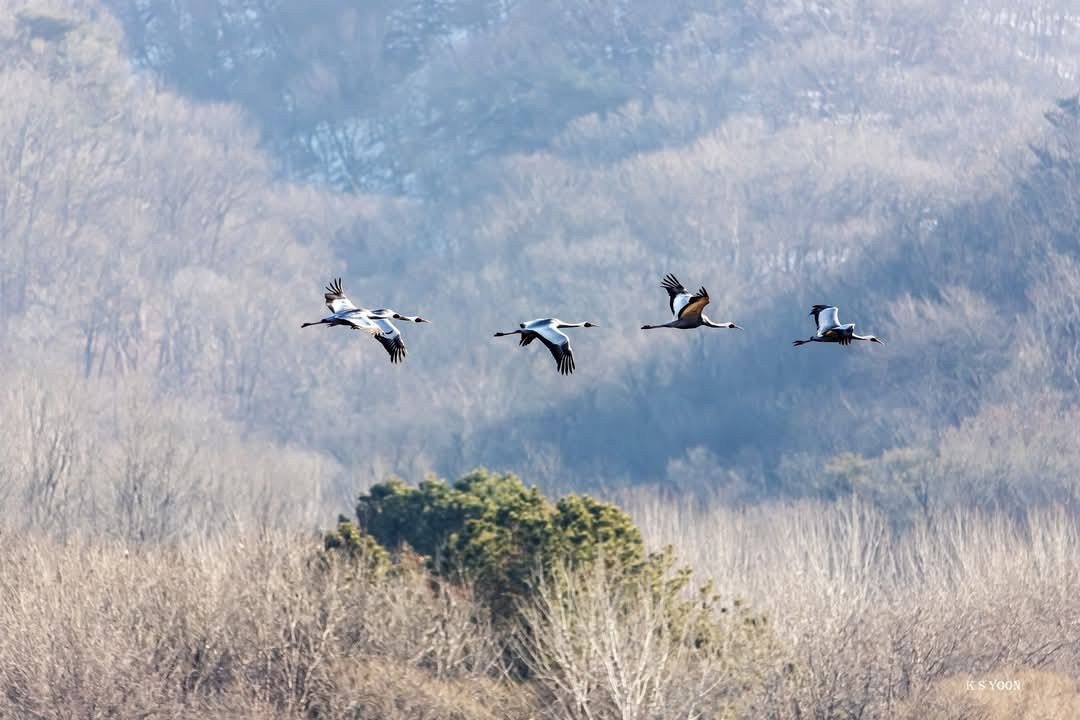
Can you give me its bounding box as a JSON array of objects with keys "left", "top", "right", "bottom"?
[
  {"left": 2, "top": 0, "right": 1080, "bottom": 536},
  {"left": 3, "top": 4, "right": 1080, "bottom": 718}
]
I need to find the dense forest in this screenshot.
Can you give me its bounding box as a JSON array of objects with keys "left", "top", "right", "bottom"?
[{"left": 2, "top": 1, "right": 1080, "bottom": 717}]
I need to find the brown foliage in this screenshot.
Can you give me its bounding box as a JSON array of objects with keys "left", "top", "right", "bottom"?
[
  {"left": 3, "top": 496, "right": 1079, "bottom": 718},
  {"left": 0, "top": 533, "right": 517, "bottom": 719}
]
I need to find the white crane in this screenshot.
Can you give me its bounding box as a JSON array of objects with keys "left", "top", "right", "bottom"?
[
  {"left": 494, "top": 318, "right": 598, "bottom": 375},
  {"left": 641, "top": 274, "right": 742, "bottom": 331},
  {"left": 792, "top": 305, "right": 884, "bottom": 347},
  {"left": 301, "top": 278, "right": 429, "bottom": 363}
]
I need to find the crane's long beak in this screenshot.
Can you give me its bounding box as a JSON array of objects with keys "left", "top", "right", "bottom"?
[{"left": 733, "top": 324, "right": 743, "bottom": 330}]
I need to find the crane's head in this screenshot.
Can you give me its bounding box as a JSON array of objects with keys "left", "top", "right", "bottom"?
[
  {"left": 583, "top": 322, "right": 598, "bottom": 328},
  {"left": 392, "top": 313, "right": 429, "bottom": 323}
]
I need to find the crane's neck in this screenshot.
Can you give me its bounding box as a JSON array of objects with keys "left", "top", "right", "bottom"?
[{"left": 702, "top": 315, "right": 740, "bottom": 330}]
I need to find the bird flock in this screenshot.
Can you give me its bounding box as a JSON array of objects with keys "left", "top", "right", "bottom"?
[{"left": 302, "top": 275, "right": 884, "bottom": 373}]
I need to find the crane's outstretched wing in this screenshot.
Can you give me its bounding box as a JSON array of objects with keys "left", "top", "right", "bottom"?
[
  {"left": 344, "top": 313, "right": 381, "bottom": 335},
  {"left": 833, "top": 324, "right": 855, "bottom": 346},
  {"left": 534, "top": 326, "right": 575, "bottom": 375},
  {"left": 661, "top": 274, "right": 693, "bottom": 317},
  {"left": 811, "top": 305, "right": 840, "bottom": 333},
  {"left": 370, "top": 317, "right": 407, "bottom": 363},
  {"left": 324, "top": 278, "right": 358, "bottom": 314},
  {"left": 679, "top": 286, "right": 711, "bottom": 320}
]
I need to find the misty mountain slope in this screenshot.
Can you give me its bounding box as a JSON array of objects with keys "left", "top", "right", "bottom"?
[
  {"left": 366, "top": 99, "right": 1080, "bottom": 503},
  {"left": 102, "top": 0, "right": 1079, "bottom": 198},
  {"left": 1, "top": 0, "right": 1079, "bottom": 537}
]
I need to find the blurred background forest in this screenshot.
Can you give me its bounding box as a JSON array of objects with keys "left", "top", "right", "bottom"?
[
  {"left": 2, "top": 0, "right": 1080, "bottom": 538},
  {"left": 4, "top": 2, "right": 1080, "bottom": 718}
]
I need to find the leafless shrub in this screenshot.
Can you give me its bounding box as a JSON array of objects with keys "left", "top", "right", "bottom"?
[
  {"left": 622, "top": 493, "right": 1080, "bottom": 719},
  {"left": 0, "top": 493, "right": 1077, "bottom": 718},
  {"left": 0, "top": 532, "right": 520, "bottom": 719},
  {"left": 515, "top": 559, "right": 770, "bottom": 720}
]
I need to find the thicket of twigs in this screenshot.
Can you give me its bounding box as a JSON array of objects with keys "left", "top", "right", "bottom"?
[{"left": 2, "top": 496, "right": 1077, "bottom": 719}]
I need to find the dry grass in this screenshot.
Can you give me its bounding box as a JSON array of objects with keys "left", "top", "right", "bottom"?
[
  {"left": 0, "top": 533, "right": 520, "bottom": 720},
  {"left": 1, "top": 495, "right": 1078, "bottom": 718},
  {"left": 622, "top": 493, "right": 1080, "bottom": 719},
  {"left": 895, "top": 670, "right": 1080, "bottom": 720}
]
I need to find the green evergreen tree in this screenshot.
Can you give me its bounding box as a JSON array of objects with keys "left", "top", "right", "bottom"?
[{"left": 330, "top": 468, "right": 646, "bottom": 623}]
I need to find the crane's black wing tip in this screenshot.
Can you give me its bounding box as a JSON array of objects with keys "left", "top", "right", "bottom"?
[
  {"left": 533, "top": 332, "right": 574, "bottom": 375},
  {"left": 660, "top": 274, "right": 686, "bottom": 293},
  {"left": 375, "top": 333, "right": 407, "bottom": 363},
  {"left": 558, "top": 351, "right": 576, "bottom": 375},
  {"left": 325, "top": 277, "right": 345, "bottom": 297}
]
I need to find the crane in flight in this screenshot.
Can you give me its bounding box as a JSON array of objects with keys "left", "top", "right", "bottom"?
[
  {"left": 301, "top": 278, "right": 429, "bottom": 363},
  {"left": 792, "top": 305, "right": 884, "bottom": 347},
  {"left": 641, "top": 274, "right": 741, "bottom": 331},
  {"left": 494, "top": 318, "right": 599, "bottom": 375}
]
